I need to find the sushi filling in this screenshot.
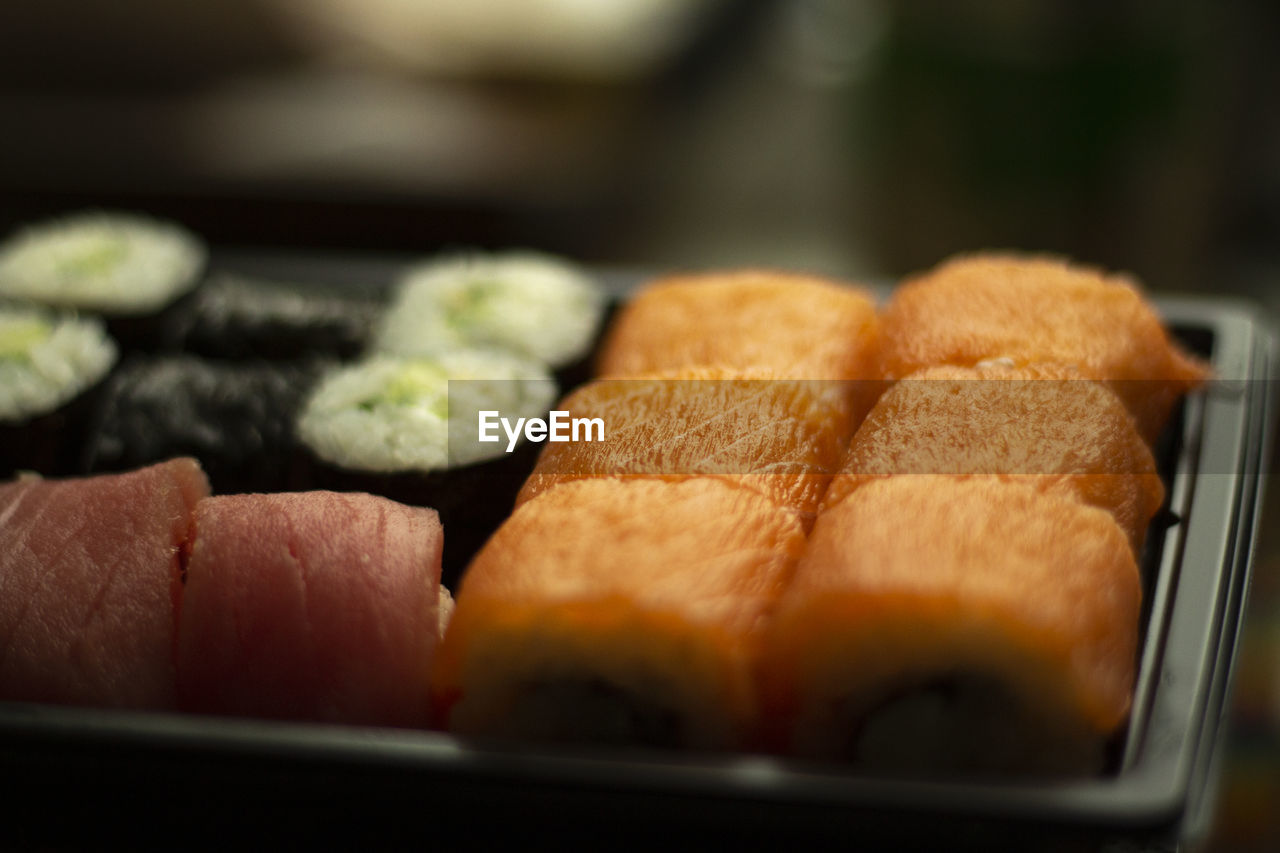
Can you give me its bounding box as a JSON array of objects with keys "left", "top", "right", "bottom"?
[
  {"left": 441, "top": 278, "right": 503, "bottom": 331},
  {"left": 502, "top": 678, "right": 685, "bottom": 749},
  {"left": 0, "top": 308, "right": 117, "bottom": 423},
  {"left": 55, "top": 235, "right": 127, "bottom": 279},
  {"left": 837, "top": 674, "right": 1106, "bottom": 776},
  {"left": 0, "top": 315, "right": 52, "bottom": 361}
]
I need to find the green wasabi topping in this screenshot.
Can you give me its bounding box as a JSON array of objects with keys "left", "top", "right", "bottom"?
[
  {"left": 442, "top": 279, "right": 503, "bottom": 330},
  {"left": 57, "top": 236, "right": 129, "bottom": 279},
  {"left": 0, "top": 316, "right": 53, "bottom": 361},
  {"left": 358, "top": 361, "right": 449, "bottom": 418}
]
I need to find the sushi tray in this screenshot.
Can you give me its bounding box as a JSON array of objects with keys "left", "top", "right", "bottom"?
[{"left": 0, "top": 228, "right": 1276, "bottom": 850}]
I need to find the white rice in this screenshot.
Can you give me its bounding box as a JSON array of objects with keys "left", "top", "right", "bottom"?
[
  {"left": 437, "top": 587, "right": 456, "bottom": 642},
  {"left": 373, "top": 252, "right": 605, "bottom": 369},
  {"left": 0, "top": 211, "right": 206, "bottom": 314},
  {"left": 0, "top": 307, "right": 118, "bottom": 422},
  {"left": 297, "top": 349, "right": 556, "bottom": 472}
]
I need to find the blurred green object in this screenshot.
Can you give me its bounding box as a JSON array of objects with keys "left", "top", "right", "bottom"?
[
  {"left": 853, "top": 1, "right": 1239, "bottom": 290},
  {"left": 869, "top": 35, "right": 1181, "bottom": 191}
]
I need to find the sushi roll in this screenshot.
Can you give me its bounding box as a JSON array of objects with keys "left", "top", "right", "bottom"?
[
  {"left": 596, "top": 270, "right": 880, "bottom": 381},
  {"left": 824, "top": 363, "right": 1165, "bottom": 550},
  {"left": 877, "top": 253, "right": 1210, "bottom": 440},
  {"left": 373, "top": 252, "right": 607, "bottom": 389},
  {"left": 296, "top": 350, "right": 556, "bottom": 473},
  {"left": 433, "top": 477, "right": 808, "bottom": 750},
  {"left": 295, "top": 350, "right": 557, "bottom": 584},
  {"left": 0, "top": 305, "right": 117, "bottom": 478},
  {"left": 165, "top": 272, "right": 385, "bottom": 361},
  {"left": 0, "top": 458, "right": 210, "bottom": 709},
  {"left": 759, "top": 476, "right": 1142, "bottom": 774},
  {"left": 84, "top": 355, "right": 327, "bottom": 495},
  {"left": 177, "top": 491, "right": 447, "bottom": 727},
  {"left": 0, "top": 211, "right": 206, "bottom": 350},
  {"left": 516, "top": 366, "right": 861, "bottom": 530}
]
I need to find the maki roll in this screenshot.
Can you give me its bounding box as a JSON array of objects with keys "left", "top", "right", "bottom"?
[
  {"left": 165, "top": 272, "right": 384, "bottom": 361},
  {"left": 516, "top": 367, "right": 862, "bottom": 531},
  {"left": 296, "top": 350, "right": 556, "bottom": 473},
  {"left": 295, "top": 350, "right": 556, "bottom": 584},
  {"left": 433, "top": 477, "right": 807, "bottom": 750},
  {"left": 877, "top": 253, "right": 1209, "bottom": 440},
  {"left": 596, "top": 270, "right": 880, "bottom": 381},
  {"left": 373, "top": 252, "right": 607, "bottom": 390},
  {"left": 0, "top": 458, "right": 210, "bottom": 710},
  {"left": 0, "top": 306, "right": 117, "bottom": 478},
  {"left": 0, "top": 211, "right": 206, "bottom": 351},
  {"left": 759, "top": 476, "right": 1142, "bottom": 775},
  {"left": 825, "top": 363, "right": 1165, "bottom": 550},
  {"left": 85, "top": 355, "right": 326, "bottom": 495},
  {"left": 177, "top": 491, "right": 447, "bottom": 727}
]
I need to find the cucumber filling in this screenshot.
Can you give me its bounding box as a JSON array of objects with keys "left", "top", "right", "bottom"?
[
  {"left": 0, "top": 316, "right": 53, "bottom": 361},
  {"left": 56, "top": 236, "right": 129, "bottom": 280}
]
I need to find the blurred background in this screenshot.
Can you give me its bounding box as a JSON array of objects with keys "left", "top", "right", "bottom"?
[
  {"left": 2, "top": 0, "right": 1277, "bottom": 295},
  {"left": 0, "top": 0, "right": 1277, "bottom": 848}
]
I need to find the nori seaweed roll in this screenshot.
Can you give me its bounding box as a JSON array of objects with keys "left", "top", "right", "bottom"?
[
  {"left": 0, "top": 306, "right": 117, "bottom": 478},
  {"left": 0, "top": 211, "right": 207, "bottom": 351},
  {"left": 295, "top": 350, "right": 557, "bottom": 585},
  {"left": 85, "top": 355, "right": 326, "bottom": 495},
  {"left": 373, "top": 252, "right": 606, "bottom": 390},
  {"left": 165, "top": 272, "right": 384, "bottom": 361}
]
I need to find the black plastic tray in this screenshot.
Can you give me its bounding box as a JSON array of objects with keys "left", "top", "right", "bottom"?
[{"left": 0, "top": 252, "right": 1274, "bottom": 850}]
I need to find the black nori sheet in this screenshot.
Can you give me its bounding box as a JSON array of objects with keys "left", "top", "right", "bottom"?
[
  {"left": 165, "top": 273, "right": 384, "bottom": 361},
  {"left": 84, "top": 355, "right": 328, "bottom": 494},
  {"left": 292, "top": 438, "right": 544, "bottom": 589},
  {"left": 0, "top": 375, "right": 107, "bottom": 480},
  {"left": 553, "top": 299, "right": 618, "bottom": 394},
  {"left": 100, "top": 284, "right": 203, "bottom": 355}
]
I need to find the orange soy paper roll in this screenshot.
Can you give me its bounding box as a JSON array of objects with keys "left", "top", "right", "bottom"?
[
  {"left": 433, "top": 477, "right": 807, "bottom": 751},
  {"left": 597, "top": 270, "right": 880, "bottom": 381},
  {"left": 823, "top": 363, "right": 1165, "bottom": 550},
  {"left": 760, "top": 476, "right": 1141, "bottom": 775},
  {"left": 877, "top": 253, "right": 1209, "bottom": 441},
  {"left": 516, "top": 367, "right": 863, "bottom": 529}
]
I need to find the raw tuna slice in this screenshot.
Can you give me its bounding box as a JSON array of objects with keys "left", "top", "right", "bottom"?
[
  {"left": 177, "top": 491, "right": 444, "bottom": 728},
  {"left": 0, "top": 458, "right": 209, "bottom": 709}
]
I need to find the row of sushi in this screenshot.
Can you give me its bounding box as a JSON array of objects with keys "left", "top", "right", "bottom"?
[
  {"left": 0, "top": 458, "right": 450, "bottom": 727},
  {"left": 0, "top": 211, "right": 605, "bottom": 368},
  {"left": 431, "top": 254, "right": 1209, "bottom": 774},
  {"left": 1, "top": 220, "right": 1210, "bottom": 773},
  {"left": 0, "top": 211, "right": 608, "bottom": 579}
]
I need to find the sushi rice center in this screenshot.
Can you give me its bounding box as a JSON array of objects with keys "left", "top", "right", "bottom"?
[{"left": 478, "top": 409, "right": 604, "bottom": 453}]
